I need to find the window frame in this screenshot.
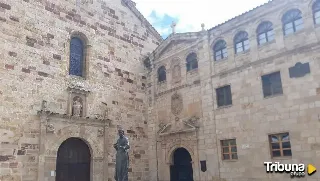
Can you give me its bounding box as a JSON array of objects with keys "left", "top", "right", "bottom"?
[
  {"left": 214, "top": 40, "right": 228, "bottom": 61},
  {"left": 234, "top": 31, "right": 250, "bottom": 54},
  {"left": 261, "top": 71, "right": 283, "bottom": 98},
  {"left": 69, "top": 35, "right": 87, "bottom": 78},
  {"left": 268, "top": 132, "right": 292, "bottom": 158},
  {"left": 216, "top": 85, "right": 232, "bottom": 107},
  {"left": 186, "top": 52, "right": 198, "bottom": 72},
  {"left": 157, "top": 66, "right": 167, "bottom": 82},
  {"left": 282, "top": 9, "right": 303, "bottom": 36},
  {"left": 257, "top": 21, "right": 275, "bottom": 45},
  {"left": 221, "top": 139, "right": 238, "bottom": 161},
  {"left": 313, "top": 0, "right": 320, "bottom": 25}
]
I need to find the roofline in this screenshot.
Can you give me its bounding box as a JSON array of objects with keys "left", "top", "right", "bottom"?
[
  {"left": 121, "top": 0, "right": 163, "bottom": 42},
  {"left": 208, "top": 0, "right": 276, "bottom": 31}
]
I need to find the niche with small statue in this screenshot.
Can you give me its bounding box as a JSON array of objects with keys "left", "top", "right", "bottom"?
[{"left": 67, "top": 87, "right": 88, "bottom": 117}]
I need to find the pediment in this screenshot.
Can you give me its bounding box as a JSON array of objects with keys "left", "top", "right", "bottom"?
[{"left": 155, "top": 35, "right": 199, "bottom": 60}]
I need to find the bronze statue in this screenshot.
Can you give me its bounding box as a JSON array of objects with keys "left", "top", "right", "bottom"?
[{"left": 114, "top": 128, "right": 130, "bottom": 181}]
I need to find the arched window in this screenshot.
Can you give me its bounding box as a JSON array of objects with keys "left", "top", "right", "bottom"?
[
  {"left": 70, "top": 37, "right": 85, "bottom": 77},
  {"left": 158, "top": 66, "right": 166, "bottom": 82},
  {"left": 186, "top": 53, "right": 198, "bottom": 71},
  {"left": 313, "top": 0, "right": 320, "bottom": 24},
  {"left": 214, "top": 40, "right": 228, "bottom": 61},
  {"left": 282, "top": 9, "right": 303, "bottom": 35},
  {"left": 257, "top": 21, "right": 275, "bottom": 45},
  {"left": 234, "top": 31, "right": 249, "bottom": 54}
]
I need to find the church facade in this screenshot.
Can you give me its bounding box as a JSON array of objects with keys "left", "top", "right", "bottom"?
[
  {"left": 1, "top": 0, "right": 320, "bottom": 181},
  {"left": 0, "top": 0, "right": 161, "bottom": 181}
]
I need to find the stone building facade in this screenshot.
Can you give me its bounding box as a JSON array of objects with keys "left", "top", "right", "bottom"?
[
  {"left": 146, "top": 0, "right": 320, "bottom": 181},
  {"left": 0, "top": 0, "right": 161, "bottom": 181},
  {"left": 2, "top": 0, "right": 320, "bottom": 181}
]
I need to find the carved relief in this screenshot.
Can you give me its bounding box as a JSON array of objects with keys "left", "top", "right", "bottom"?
[
  {"left": 67, "top": 86, "right": 88, "bottom": 117},
  {"left": 97, "top": 128, "right": 104, "bottom": 137},
  {"left": 184, "top": 116, "right": 200, "bottom": 128},
  {"left": 171, "top": 93, "right": 183, "bottom": 116},
  {"left": 72, "top": 96, "right": 83, "bottom": 117},
  {"left": 172, "top": 65, "right": 181, "bottom": 83},
  {"left": 46, "top": 124, "right": 55, "bottom": 133},
  {"left": 41, "top": 100, "right": 48, "bottom": 111}
]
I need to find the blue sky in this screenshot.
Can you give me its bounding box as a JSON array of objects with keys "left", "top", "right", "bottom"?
[{"left": 134, "top": 0, "right": 270, "bottom": 39}]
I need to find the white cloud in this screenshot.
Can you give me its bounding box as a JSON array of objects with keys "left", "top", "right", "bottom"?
[{"left": 135, "top": 0, "right": 269, "bottom": 34}]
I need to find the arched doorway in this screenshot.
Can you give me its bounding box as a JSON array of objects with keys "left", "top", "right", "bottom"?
[
  {"left": 170, "top": 147, "right": 194, "bottom": 181},
  {"left": 56, "top": 138, "right": 91, "bottom": 181}
]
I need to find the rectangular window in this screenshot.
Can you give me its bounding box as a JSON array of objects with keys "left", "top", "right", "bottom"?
[
  {"left": 216, "top": 85, "right": 232, "bottom": 107},
  {"left": 269, "top": 133, "right": 292, "bottom": 158},
  {"left": 221, "top": 139, "right": 238, "bottom": 160},
  {"left": 261, "top": 71, "right": 283, "bottom": 98}
]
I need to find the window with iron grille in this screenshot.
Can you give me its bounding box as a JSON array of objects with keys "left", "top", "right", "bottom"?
[
  {"left": 234, "top": 31, "right": 250, "bottom": 54},
  {"left": 214, "top": 40, "right": 228, "bottom": 61},
  {"left": 216, "top": 85, "right": 232, "bottom": 107},
  {"left": 221, "top": 139, "right": 238, "bottom": 160},
  {"left": 186, "top": 53, "right": 198, "bottom": 71},
  {"left": 261, "top": 72, "right": 283, "bottom": 97},
  {"left": 282, "top": 9, "right": 303, "bottom": 36},
  {"left": 69, "top": 37, "right": 85, "bottom": 77},
  {"left": 269, "top": 133, "right": 292, "bottom": 158},
  {"left": 257, "top": 21, "right": 274, "bottom": 45}
]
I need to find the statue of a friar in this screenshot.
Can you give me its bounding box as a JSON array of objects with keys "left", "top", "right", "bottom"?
[{"left": 114, "top": 128, "right": 130, "bottom": 181}]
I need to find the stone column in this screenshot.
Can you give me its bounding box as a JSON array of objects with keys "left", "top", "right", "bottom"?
[
  {"left": 37, "top": 111, "right": 48, "bottom": 181},
  {"left": 103, "top": 120, "right": 110, "bottom": 181}
]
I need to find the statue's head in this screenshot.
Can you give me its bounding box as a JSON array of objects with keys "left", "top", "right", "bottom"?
[{"left": 118, "top": 129, "right": 124, "bottom": 138}]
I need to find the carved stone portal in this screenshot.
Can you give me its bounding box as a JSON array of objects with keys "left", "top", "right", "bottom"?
[{"left": 171, "top": 93, "right": 183, "bottom": 116}]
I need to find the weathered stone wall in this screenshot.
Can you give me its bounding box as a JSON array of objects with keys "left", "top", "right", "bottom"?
[
  {"left": 0, "top": 0, "right": 160, "bottom": 181},
  {"left": 148, "top": 0, "right": 320, "bottom": 181}
]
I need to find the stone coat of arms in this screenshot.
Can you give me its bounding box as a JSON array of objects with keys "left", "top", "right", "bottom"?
[{"left": 171, "top": 93, "right": 183, "bottom": 115}]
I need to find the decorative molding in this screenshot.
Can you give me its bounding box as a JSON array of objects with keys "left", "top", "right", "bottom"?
[
  {"left": 158, "top": 116, "right": 199, "bottom": 137},
  {"left": 212, "top": 42, "right": 320, "bottom": 79},
  {"left": 37, "top": 111, "right": 111, "bottom": 126},
  {"left": 97, "top": 128, "right": 104, "bottom": 137},
  {"left": 171, "top": 93, "right": 183, "bottom": 116},
  {"left": 67, "top": 76, "right": 91, "bottom": 93}
]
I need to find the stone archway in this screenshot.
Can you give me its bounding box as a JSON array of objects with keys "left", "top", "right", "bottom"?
[
  {"left": 56, "top": 137, "right": 91, "bottom": 181},
  {"left": 170, "top": 147, "right": 194, "bottom": 181}
]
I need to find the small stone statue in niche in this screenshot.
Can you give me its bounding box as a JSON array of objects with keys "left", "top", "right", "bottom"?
[{"left": 72, "top": 97, "right": 83, "bottom": 117}]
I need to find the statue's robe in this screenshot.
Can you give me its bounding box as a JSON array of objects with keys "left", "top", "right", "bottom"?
[{"left": 114, "top": 136, "right": 130, "bottom": 181}]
